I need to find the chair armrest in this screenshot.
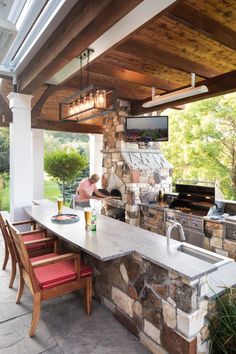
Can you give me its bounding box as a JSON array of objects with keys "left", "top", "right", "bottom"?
[
  {"left": 13, "top": 220, "right": 35, "bottom": 226},
  {"left": 24, "top": 237, "right": 54, "bottom": 246},
  {"left": 31, "top": 253, "right": 80, "bottom": 268},
  {"left": 21, "top": 229, "right": 47, "bottom": 236}
]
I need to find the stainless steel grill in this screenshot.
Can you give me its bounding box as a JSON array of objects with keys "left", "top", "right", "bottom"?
[{"left": 166, "top": 182, "right": 216, "bottom": 248}]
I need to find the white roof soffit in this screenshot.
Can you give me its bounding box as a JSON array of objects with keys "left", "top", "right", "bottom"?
[
  {"left": 1, "top": 0, "right": 78, "bottom": 75},
  {"left": 0, "top": 18, "right": 17, "bottom": 64},
  {"left": 121, "top": 151, "right": 173, "bottom": 170},
  {"left": 48, "top": 0, "right": 176, "bottom": 85}
]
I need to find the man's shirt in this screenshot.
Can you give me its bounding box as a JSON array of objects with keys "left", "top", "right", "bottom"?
[{"left": 76, "top": 178, "right": 97, "bottom": 201}]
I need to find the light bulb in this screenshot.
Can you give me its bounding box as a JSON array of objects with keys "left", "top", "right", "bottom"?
[{"left": 95, "top": 90, "right": 106, "bottom": 108}]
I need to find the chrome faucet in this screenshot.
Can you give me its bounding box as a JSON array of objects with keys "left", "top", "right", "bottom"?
[{"left": 167, "top": 221, "right": 186, "bottom": 248}]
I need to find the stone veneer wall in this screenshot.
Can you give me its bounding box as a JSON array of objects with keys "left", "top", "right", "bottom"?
[
  {"left": 102, "top": 101, "right": 129, "bottom": 198},
  {"left": 204, "top": 201, "right": 236, "bottom": 260},
  {"left": 204, "top": 221, "right": 236, "bottom": 260},
  {"left": 83, "top": 251, "right": 210, "bottom": 354},
  {"left": 139, "top": 205, "right": 165, "bottom": 236}
]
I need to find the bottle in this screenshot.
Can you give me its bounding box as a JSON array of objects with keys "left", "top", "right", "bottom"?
[
  {"left": 158, "top": 190, "right": 162, "bottom": 203},
  {"left": 90, "top": 209, "right": 97, "bottom": 231}
]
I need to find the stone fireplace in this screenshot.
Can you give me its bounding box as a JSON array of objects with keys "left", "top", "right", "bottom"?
[{"left": 102, "top": 100, "right": 173, "bottom": 225}]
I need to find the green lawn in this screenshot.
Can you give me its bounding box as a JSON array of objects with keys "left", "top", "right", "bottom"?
[
  {"left": 44, "top": 179, "right": 60, "bottom": 201},
  {"left": 0, "top": 179, "right": 60, "bottom": 211},
  {"left": 0, "top": 180, "right": 10, "bottom": 211}
]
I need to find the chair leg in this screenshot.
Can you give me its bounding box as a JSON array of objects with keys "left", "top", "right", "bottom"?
[
  {"left": 29, "top": 293, "right": 41, "bottom": 337},
  {"left": 2, "top": 244, "right": 9, "bottom": 270},
  {"left": 16, "top": 269, "right": 25, "bottom": 303},
  {"left": 84, "top": 276, "right": 92, "bottom": 315},
  {"left": 8, "top": 258, "right": 17, "bottom": 288}
]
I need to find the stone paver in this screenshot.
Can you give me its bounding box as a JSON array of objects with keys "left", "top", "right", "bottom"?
[{"left": 0, "top": 233, "right": 150, "bottom": 354}]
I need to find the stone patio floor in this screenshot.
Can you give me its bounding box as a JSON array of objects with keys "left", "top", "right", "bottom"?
[{"left": 0, "top": 233, "right": 150, "bottom": 354}]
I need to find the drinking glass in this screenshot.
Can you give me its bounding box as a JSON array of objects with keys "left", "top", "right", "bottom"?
[
  {"left": 57, "top": 197, "right": 63, "bottom": 214},
  {"left": 84, "top": 207, "right": 92, "bottom": 227}
]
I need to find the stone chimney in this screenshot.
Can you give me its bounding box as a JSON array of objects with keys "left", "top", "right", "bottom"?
[{"left": 102, "top": 100, "right": 172, "bottom": 225}]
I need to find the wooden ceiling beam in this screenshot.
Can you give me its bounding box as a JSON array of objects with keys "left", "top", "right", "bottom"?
[
  {"left": 18, "top": 0, "right": 143, "bottom": 94},
  {"left": 32, "top": 119, "right": 102, "bottom": 134},
  {"left": 32, "top": 85, "right": 58, "bottom": 122},
  {"left": 88, "top": 61, "right": 179, "bottom": 91},
  {"left": 118, "top": 38, "right": 221, "bottom": 79},
  {"left": 0, "top": 93, "right": 12, "bottom": 122},
  {"left": 169, "top": 2, "right": 236, "bottom": 52},
  {"left": 131, "top": 69, "right": 236, "bottom": 115}
]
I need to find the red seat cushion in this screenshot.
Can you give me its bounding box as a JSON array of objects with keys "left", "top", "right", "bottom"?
[
  {"left": 22, "top": 232, "right": 45, "bottom": 250},
  {"left": 30, "top": 253, "right": 93, "bottom": 290},
  {"left": 22, "top": 232, "right": 54, "bottom": 251}
]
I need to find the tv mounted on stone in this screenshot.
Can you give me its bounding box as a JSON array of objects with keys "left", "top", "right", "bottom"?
[{"left": 125, "top": 116, "right": 168, "bottom": 143}]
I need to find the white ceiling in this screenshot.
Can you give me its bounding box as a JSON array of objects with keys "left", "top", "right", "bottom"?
[
  {"left": 0, "top": 0, "right": 15, "bottom": 19},
  {"left": 0, "top": 0, "right": 77, "bottom": 79}
]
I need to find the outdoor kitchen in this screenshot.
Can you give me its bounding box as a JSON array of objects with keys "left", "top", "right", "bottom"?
[
  {"left": 101, "top": 100, "right": 236, "bottom": 262},
  {"left": 1, "top": 1, "right": 236, "bottom": 353}
]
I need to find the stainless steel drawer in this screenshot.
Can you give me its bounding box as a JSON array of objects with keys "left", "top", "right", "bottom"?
[
  {"left": 188, "top": 218, "right": 203, "bottom": 231},
  {"left": 224, "top": 222, "right": 236, "bottom": 240}
]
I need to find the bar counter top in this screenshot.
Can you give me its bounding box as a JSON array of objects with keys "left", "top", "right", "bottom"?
[{"left": 25, "top": 200, "right": 232, "bottom": 281}]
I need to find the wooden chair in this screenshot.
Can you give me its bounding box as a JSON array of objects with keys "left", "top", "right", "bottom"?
[
  {"left": 7, "top": 220, "right": 93, "bottom": 337},
  {"left": 0, "top": 212, "right": 55, "bottom": 288}
]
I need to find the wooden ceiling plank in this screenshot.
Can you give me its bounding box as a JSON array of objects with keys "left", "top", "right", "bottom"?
[
  {"left": 88, "top": 61, "right": 178, "bottom": 91},
  {"left": 118, "top": 38, "right": 221, "bottom": 79},
  {"left": 185, "top": 0, "right": 236, "bottom": 31},
  {"left": 18, "top": 0, "right": 143, "bottom": 94},
  {"left": 67, "top": 71, "right": 155, "bottom": 100},
  {"left": 169, "top": 2, "right": 236, "bottom": 52},
  {"left": 105, "top": 49, "right": 195, "bottom": 85},
  {"left": 140, "top": 15, "right": 236, "bottom": 74},
  {"left": 131, "top": 69, "right": 236, "bottom": 115}
]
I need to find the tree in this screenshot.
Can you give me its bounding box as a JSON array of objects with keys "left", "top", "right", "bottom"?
[
  {"left": 44, "top": 148, "right": 88, "bottom": 202},
  {"left": 162, "top": 93, "right": 236, "bottom": 199},
  {"left": 0, "top": 128, "right": 9, "bottom": 174}
]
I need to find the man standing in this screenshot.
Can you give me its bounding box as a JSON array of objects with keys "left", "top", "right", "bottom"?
[{"left": 76, "top": 174, "right": 109, "bottom": 207}]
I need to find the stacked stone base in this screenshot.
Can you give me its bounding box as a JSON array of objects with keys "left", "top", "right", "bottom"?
[
  {"left": 82, "top": 251, "right": 210, "bottom": 354},
  {"left": 204, "top": 221, "right": 236, "bottom": 260}
]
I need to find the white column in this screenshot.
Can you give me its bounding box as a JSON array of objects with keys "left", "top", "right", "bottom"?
[
  {"left": 8, "top": 92, "right": 33, "bottom": 221},
  {"left": 32, "top": 129, "right": 44, "bottom": 200},
  {"left": 89, "top": 134, "right": 103, "bottom": 188}
]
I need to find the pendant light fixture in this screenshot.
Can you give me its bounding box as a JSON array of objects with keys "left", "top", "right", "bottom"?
[{"left": 59, "top": 48, "right": 115, "bottom": 123}]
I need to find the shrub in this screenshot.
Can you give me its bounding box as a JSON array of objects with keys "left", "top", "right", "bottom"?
[
  {"left": 209, "top": 287, "right": 236, "bottom": 354},
  {"left": 44, "top": 149, "right": 88, "bottom": 202}
]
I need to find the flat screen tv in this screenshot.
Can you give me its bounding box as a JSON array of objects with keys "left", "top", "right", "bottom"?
[{"left": 125, "top": 116, "right": 168, "bottom": 142}]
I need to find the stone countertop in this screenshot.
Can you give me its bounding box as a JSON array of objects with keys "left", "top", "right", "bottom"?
[
  {"left": 206, "top": 262, "right": 236, "bottom": 299},
  {"left": 25, "top": 201, "right": 233, "bottom": 281},
  {"left": 203, "top": 216, "right": 224, "bottom": 224}
]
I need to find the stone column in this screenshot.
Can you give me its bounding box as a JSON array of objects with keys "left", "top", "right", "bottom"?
[
  {"left": 89, "top": 133, "right": 103, "bottom": 188},
  {"left": 32, "top": 129, "right": 44, "bottom": 200},
  {"left": 8, "top": 92, "right": 33, "bottom": 221}
]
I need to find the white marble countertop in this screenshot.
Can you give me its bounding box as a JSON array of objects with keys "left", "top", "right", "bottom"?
[{"left": 24, "top": 200, "right": 233, "bottom": 281}]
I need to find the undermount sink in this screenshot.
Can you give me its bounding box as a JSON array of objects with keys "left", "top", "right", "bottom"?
[{"left": 176, "top": 243, "right": 232, "bottom": 266}]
